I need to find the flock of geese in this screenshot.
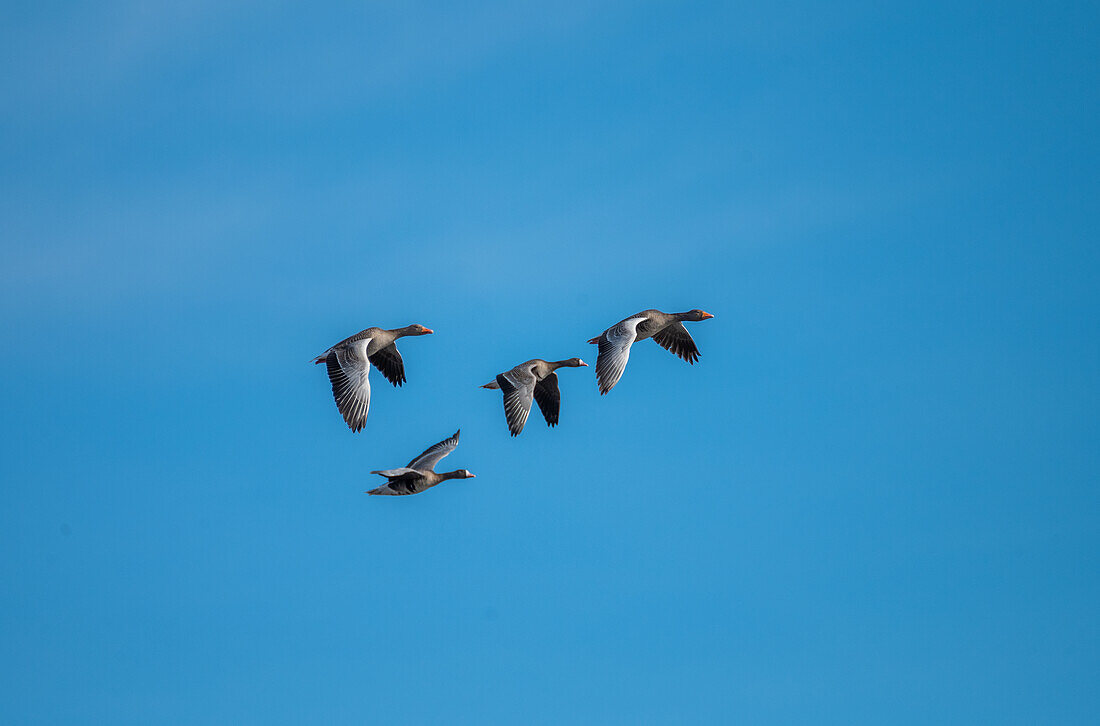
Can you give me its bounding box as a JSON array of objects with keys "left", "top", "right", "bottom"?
[{"left": 313, "top": 308, "right": 715, "bottom": 496}]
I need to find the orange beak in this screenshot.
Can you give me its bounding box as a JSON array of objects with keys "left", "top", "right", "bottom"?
[
  {"left": 423, "top": 328, "right": 434, "bottom": 334},
  {"left": 700, "top": 312, "right": 714, "bottom": 319},
  {"left": 579, "top": 360, "right": 589, "bottom": 366}
]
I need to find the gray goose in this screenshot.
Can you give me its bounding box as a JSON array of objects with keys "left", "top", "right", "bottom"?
[
  {"left": 481, "top": 358, "right": 588, "bottom": 436},
  {"left": 587, "top": 309, "right": 713, "bottom": 394},
  {"left": 312, "top": 324, "right": 433, "bottom": 431},
  {"left": 367, "top": 430, "right": 474, "bottom": 496}
]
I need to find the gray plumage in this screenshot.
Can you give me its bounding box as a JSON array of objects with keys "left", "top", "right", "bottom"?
[
  {"left": 367, "top": 430, "right": 475, "bottom": 496},
  {"left": 313, "top": 323, "right": 433, "bottom": 431},
  {"left": 481, "top": 358, "right": 588, "bottom": 436},
  {"left": 587, "top": 309, "right": 714, "bottom": 394}
]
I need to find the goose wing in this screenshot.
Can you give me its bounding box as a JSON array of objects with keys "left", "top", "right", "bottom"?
[
  {"left": 314, "top": 327, "right": 378, "bottom": 363},
  {"left": 652, "top": 321, "right": 700, "bottom": 364},
  {"left": 497, "top": 366, "right": 537, "bottom": 436},
  {"left": 533, "top": 372, "right": 561, "bottom": 426},
  {"left": 368, "top": 343, "right": 406, "bottom": 387},
  {"left": 370, "top": 467, "right": 421, "bottom": 480},
  {"left": 594, "top": 316, "right": 646, "bottom": 394},
  {"left": 407, "top": 430, "right": 461, "bottom": 472},
  {"left": 325, "top": 338, "right": 372, "bottom": 432}
]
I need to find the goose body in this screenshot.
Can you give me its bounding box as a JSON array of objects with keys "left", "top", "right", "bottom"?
[
  {"left": 313, "top": 324, "right": 432, "bottom": 431},
  {"left": 367, "top": 430, "right": 475, "bottom": 496},
  {"left": 587, "top": 309, "right": 713, "bottom": 394},
  {"left": 482, "top": 358, "right": 588, "bottom": 436}
]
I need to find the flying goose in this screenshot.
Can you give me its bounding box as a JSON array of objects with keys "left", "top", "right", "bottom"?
[
  {"left": 367, "top": 430, "right": 475, "bottom": 496},
  {"left": 587, "top": 309, "right": 713, "bottom": 394},
  {"left": 313, "top": 324, "right": 433, "bottom": 431},
  {"left": 481, "top": 358, "right": 588, "bottom": 436}
]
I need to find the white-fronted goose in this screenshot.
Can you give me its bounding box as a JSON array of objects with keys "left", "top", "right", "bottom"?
[
  {"left": 312, "top": 324, "right": 433, "bottom": 431},
  {"left": 587, "top": 309, "right": 714, "bottom": 394},
  {"left": 367, "top": 430, "right": 475, "bottom": 496},
  {"left": 481, "top": 358, "right": 588, "bottom": 436}
]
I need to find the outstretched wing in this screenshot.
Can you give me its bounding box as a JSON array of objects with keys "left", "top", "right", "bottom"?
[
  {"left": 369, "top": 343, "right": 406, "bottom": 387},
  {"left": 407, "top": 430, "right": 461, "bottom": 471},
  {"left": 497, "top": 367, "right": 537, "bottom": 436},
  {"left": 652, "top": 321, "right": 700, "bottom": 364},
  {"left": 314, "top": 327, "right": 377, "bottom": 363},
  {"left": 594, "top": 316, "right": 646, "bottom": 394},
  {"left": 533, "top": 372, "right": 561, "bottom": 427},
  {"left": 370, "top": 467, "right": 421, "bottom": 480},
  {"left": 326, "top": 339, "right": 371, "bottom": 432}
]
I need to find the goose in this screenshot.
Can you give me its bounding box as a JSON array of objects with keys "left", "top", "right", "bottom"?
[
  {"left": 367, "top": 430, "right": 475, "bottom": 496},
  {"left": 312, "top": 324, "right": 433, "bottom": 431},
  {"left": 481, "top": 358, "right": 588, "bottom": 436},
  {"left": 587, "top": 309, "right": 713, "bottom": 394}
]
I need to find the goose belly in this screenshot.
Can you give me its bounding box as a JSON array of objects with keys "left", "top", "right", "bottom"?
[{"left": 633, "top": 319, "right": 663, "bottom": 341}]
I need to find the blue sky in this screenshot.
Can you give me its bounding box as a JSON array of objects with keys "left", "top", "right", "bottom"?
[{"left": 1, "top": 1, "right": 1098, "bottom": 723}]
